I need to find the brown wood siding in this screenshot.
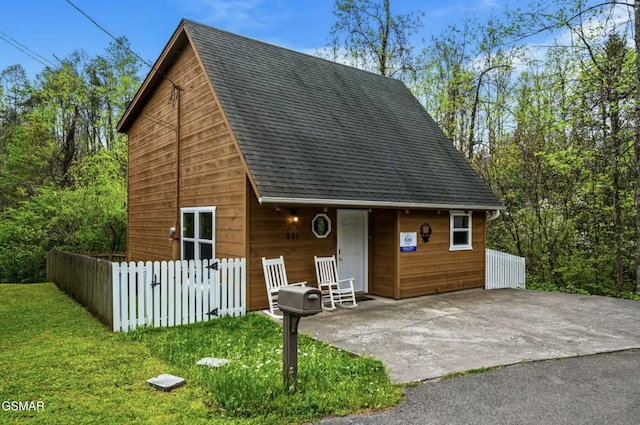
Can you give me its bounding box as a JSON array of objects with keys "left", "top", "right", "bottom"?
[
  {"left": 397, "top": 210, "right": 485, "bottom": 298},
  {"left": 127, "top": 43, "right": 246, "bottom": 262},
  {"left": 127, "top": 71, "right": 177, "bottom": 261},
  {"left": 248, "top": 191, "right": 336, "bottom": 310},
  {"left": 370, "top": 209, "right": 397, "bottom": 298}
]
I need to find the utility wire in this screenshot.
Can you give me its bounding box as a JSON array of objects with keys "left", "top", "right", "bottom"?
[
  {"left": 65, "top": 0, "right": 179, "bottom": 88},
  {"left": 0, "top": 30, "right": 56, "bottom": 68},
  {"left": 500, "top": 3, "right": 625, "bottom": 48},
  {"left": 135, "top": 109, "right": 176, "bottom": 130}
]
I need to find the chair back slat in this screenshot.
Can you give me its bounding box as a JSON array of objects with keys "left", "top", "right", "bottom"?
[
  {"left": 314, "top": 255, "right": 357, "bottom": 309},
  {"left": 315, "top": 256, "right": 338, "bottom": 284},
  {"left": 262, "top": 256, "right": 307, "bottom": 318},
  {"left": 263, "top": 256, "right": 288, "bottom": 289}
]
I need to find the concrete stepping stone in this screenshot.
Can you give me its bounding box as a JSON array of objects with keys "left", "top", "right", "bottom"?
[
  {"left": 147, "top": 374, "right": 185, "bottom": 391},
  {"left": 197, "top": 357, "right": 229, "bottom": 368}
]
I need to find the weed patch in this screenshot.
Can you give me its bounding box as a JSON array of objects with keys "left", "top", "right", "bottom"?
[
  {"left": 126, "top": 314, "right": 402, "bottom": 422},
  {"left": 0, "top": 283, "right": 401, "bottom": 424},
  {"left": 441, "top": 365, "right": 504, "bottom": 380}
]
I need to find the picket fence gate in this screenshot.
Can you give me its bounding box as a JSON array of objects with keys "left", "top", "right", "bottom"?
[
  {"left": 112, "top": 258, "right": 246, "bottom": 332},
  {"left": 485, "top": 249, "right": 526, "bottom": 290}
]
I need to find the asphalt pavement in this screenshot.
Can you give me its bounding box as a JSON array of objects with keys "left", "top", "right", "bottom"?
[{"left": 316, "top": 350, "right": 640, "bottom": 425}]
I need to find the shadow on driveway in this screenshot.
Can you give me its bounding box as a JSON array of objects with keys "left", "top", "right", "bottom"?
[{"left": 298, "top": 289, "right": 640, "bottom": 384}]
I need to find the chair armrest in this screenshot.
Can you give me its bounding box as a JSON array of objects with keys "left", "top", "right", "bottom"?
[
  {"left": 336, "top": 278, "right": 355, "bottom": 291},
  {"left": 290, "top": 281, "right": 307, "bottom": 287}
]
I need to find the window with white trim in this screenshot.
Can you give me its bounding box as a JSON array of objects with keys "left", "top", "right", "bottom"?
[
  {"left": 450, "top": 210, "right": 472, "bottom": 251},
  {"left": 181, "top": 207, "right": 216, "bottom": 260}
]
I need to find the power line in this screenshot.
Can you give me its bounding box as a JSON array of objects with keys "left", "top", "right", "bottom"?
[
  {"left": 65, "top": 0, "right": 179, "bottom": 88},
  {"left": 0, "top": 30, "right": 56, "bottom": 67},
  {"left": 500, "top": 3, "right": 622, "bottom": 48},
  {"left": 0, "top": 30, "right": 56, "bottom": 68},
  {"left": 136, "top": 108, "right": 176, "bottom": 131}
]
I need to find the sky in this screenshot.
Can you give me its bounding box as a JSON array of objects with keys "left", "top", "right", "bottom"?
[{"left": 0, "top": 0, "right": 511, "bottom": 79}]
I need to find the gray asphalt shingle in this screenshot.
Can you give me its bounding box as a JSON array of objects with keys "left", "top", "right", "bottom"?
[{"left": 184, "top": 20, "right": 502, "bottom": 209}]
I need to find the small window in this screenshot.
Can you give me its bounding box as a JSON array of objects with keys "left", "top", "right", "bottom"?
[
  {"left": 450, "top": 211, "right": 472, "bottom": 251},
  {"left": 181, "top": 207, "right": 216, "bottom": 260},
  {"left": 312, "top": 213, "right": 332, "bottom": 238}
]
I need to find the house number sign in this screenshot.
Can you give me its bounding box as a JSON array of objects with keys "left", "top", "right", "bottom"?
[{"left": 312, "top": 213, "right": 331, "bottom": 238}]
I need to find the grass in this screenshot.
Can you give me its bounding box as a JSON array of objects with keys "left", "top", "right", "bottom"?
[
  {"left": 441, "top": 365, "right": 504, "bottom": 380},
  {"left": 0, "top": 283, "right": 402, "bottom": 424}
]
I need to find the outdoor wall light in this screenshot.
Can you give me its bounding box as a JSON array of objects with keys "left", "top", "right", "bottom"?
[
  {"left": 420, "top": 223, "right": 432, "bottom": 243},
  {"left": 290, "top": 209, "right": 299, "bottom": 224},
  {"left": 169, "top": 226, "right": 176, "bottom": 237}
]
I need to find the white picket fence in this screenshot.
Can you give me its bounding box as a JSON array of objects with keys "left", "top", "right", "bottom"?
[
  {"left": 485, "top": 249, "right": 526, "bottom": 290},
  {"left": 112, "top": 258, "right": 246, "bottom": 332}
]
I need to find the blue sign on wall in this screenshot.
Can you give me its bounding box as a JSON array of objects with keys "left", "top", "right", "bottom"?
[{"left": 400, "top": 232, "right": 417, "bottom": 252}]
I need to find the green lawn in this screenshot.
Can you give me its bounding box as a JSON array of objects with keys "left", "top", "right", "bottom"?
[{"left": 0, "top": 284, "right": 402, "bottom": 424}]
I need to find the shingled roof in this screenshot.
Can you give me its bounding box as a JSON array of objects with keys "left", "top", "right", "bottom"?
[{"left": 127, "top": 19, "right": 503, "bottom": 210}]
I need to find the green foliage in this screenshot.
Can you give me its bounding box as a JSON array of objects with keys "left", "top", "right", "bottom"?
[
  {"left": 0, "top": 148, "right": 126, "bottom": 282},
  {"left": 0, "top": 39, "right": 139, "bottom": 283},
  {"left": 401, "top": 0, "right": 640, "bottom": 297},
  {"left": 482, "top": 33, "right": 637, "bottom": 296},
  {"left": 526, "top": 277, "right": 560, "bottom": 293},
  {"left": 618, "top": 292, "right": 640, "bottom": 301},
  {"left": 127, "top": 314, "right": 402, "bottom": 422},
  {"left": 527, "top": 278, "right": 640, "bottom": 300}
]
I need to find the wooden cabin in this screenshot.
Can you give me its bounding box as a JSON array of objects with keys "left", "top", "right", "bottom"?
[{"left": 116, "top": 20, "right": 503, "bottom": 311}]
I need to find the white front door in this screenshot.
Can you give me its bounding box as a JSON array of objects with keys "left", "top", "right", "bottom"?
[{"left": 337, "top": 209, "right": 368, "bottom": 293}]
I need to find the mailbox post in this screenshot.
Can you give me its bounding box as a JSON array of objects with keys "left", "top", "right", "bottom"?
[
  {"left": 282, "top": 312, "right": 301, "bottom": 392},
  {"left": 278, "top": 286, "right": 322, "bottom": 392}
]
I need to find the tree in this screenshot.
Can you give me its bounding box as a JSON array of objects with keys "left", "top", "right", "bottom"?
[
  {"left": 0, "top": 39, "right": 140, "bottom": 282},
  {"left": 0, "top": 64, "right": 30, "bottom": 129},
  {"left": 414, "top": 16, "right": 519, "bottom": 160},
  {"left": 415, "top": 21, "right": 476, "bottom": 150},
  {"left": 0, "top": 64, "right": 35, "bottom": 209},
  {"left": 327, "top": 0, "right": 423, "bottom": 77},
  {"left": 598, "top": 35, "right": 633, "bottom": 292},
  {"left": 483, "top": 0, "right": 639, "bottom": 294},
  {"left": 634, "top": 1, "right": 640, "bottom": 292}
]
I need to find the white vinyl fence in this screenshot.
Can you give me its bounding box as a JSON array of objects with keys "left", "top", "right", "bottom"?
[
  {"left": 112, "top": 258, "right": 246, "bottom": 332},
  {"left": 486, "top": 249, "right": 526, "bottom": 290}
]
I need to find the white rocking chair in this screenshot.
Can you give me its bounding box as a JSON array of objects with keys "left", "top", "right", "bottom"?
[
  {"left": 262, "top": 256, "right": 306, "bottom": 319},
  {"left": 314, "top": 255, "right": 358, "bottom": 310}
]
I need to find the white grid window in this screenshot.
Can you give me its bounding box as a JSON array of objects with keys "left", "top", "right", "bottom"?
[
  {"left": 181, "top": 206, "right": 216, "bottom": 260},
  {"left": 450, "top": 210, "right": 472, "bottom": 251}
]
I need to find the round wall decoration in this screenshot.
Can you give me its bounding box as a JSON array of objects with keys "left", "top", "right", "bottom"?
[{"left": 312, "top": 213, "right": 331, "bottom": 238}]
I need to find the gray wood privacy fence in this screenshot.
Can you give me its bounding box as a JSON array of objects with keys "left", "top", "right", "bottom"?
[
  {"left": 46, "top": 250, "right": 247, "bottom": 332},
  {"left": 46, "top": 249, "right": 114, "bottom": 329},
  {"left": 83, "top": 252, "right": 126, "bottom": 262}
]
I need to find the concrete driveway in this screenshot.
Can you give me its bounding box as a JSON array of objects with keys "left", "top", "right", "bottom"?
[{"left": 298, "top": 289, "right": 640, "bottom": 384}]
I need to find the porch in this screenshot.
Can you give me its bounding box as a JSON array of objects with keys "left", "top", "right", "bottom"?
[{"left": 297, "top": 288, "right": 640, "bottom": 384}]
